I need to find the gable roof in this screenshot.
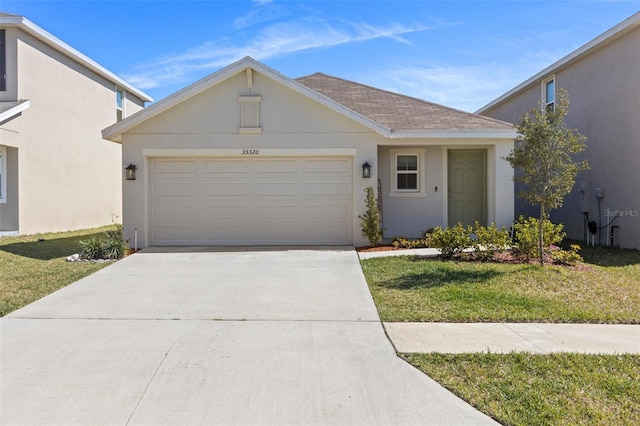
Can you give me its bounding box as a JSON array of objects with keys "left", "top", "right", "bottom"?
[
  {"left": 476, "top": 11, "right": 640, "bottom": 114},
  {"left": 0, "top": 13, "right": 152, "bottom": 102},
  {"left": 103, "top": 56, "right": 515, "bottom": 142},
  {"left": 296, "top": 73, "right": 514, "bottom": 134}
]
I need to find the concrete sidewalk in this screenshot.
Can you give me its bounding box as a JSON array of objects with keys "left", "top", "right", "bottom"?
[{"left": 384, "top": 322, "right": 640, "bottom": 354}]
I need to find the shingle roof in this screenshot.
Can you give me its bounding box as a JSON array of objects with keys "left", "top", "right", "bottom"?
[{"left": 295, "top": 73, "right": 513, "bottom": 132}]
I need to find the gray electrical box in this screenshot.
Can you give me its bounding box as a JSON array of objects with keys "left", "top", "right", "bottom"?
[{"left": 594, "top": 186, "right": 604, "bottom": 199}]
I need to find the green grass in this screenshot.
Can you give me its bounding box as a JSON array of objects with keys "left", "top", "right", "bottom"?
[
  {"left": 360, "top": 245, "right": 640, "bottom": 323},
  {"left": 0, "top": 226, "right": 116, "bottom": 316},
  {"left": 403, "top": 352, "right": 640, "bottom": 426}
]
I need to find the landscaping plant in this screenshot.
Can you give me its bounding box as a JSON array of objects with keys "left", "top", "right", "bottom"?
[
  {"left": 425, "top": 223, "right": 473, "bottom": 259},
  {"left": 512, "top": 215, "right": 565, "bottom": 261},
  {"left": 472, "top": 222, "right": 510, "bottom": 261},
  {"left": 359, "top": 186, "right": 385, "bottom": 247},
  {"left": 505, "top": 89, "right": 588, "bottom": 265}
]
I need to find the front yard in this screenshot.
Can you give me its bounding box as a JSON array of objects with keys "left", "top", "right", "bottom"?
[
  {"left": 361, "top": 244, "right": 640, "bottom": 425},
  {"left": 0, "top": 227, "right": 115, "bottom": 316}
]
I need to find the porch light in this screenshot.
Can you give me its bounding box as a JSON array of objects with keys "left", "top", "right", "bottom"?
[
  {"left": 125, "top": 164, "right": 137, "bottom": 180},
  {"left": 362, "top": 162, "right": 372, "bottom": 178}
]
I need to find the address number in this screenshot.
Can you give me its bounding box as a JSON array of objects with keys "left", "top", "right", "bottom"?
[{"left": 241, "top": 149, "right": 260, "bottom": 155}]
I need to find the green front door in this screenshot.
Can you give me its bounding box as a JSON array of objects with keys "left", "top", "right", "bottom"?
[{"left": 448, "top": 150, "right": 487, "bottom": 227}]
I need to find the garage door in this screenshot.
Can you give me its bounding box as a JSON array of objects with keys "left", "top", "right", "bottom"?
[{"left": 148, "top": 157, "right": 353, "bottom": 245}]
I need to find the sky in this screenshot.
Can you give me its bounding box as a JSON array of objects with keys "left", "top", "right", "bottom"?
[{"left": 3, "top": 0, "right": 639, "bottom": 112}]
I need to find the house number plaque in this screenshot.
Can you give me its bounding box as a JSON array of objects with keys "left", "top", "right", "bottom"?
[{"left": 241, "top": 149, "right": 260, "bottom": 155}]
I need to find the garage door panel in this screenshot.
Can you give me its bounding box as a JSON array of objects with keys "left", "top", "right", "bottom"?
[
  {"left": 255, "top": 159, "right": 298, "bottom": 173},
  {"left": 203, "top": 182, "right": 249, "bottom": 196},
  {"left": 203, "top": 160, "right": 248, "bottom": 173},
  {"left": 153, "top": 160, "right": 198, "bottom": 174},
  {"left": 149, "top": 157, "right": 352, "bottom": 245},
  {"left": 153, "top": 183, "right": 198, "bottom": 196},
  {"left": 304, "top": 182, "right": 350, "bottom": 196},
  {"left": 254, "top": 182, "right": 299, "bottom": 196},
  {"left": 304, "top": 159, "right": 350, "bottom": 173}
]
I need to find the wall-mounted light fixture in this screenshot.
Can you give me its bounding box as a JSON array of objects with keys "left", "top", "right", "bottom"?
[
  {"left": 362, "top": 162, "right": 371, "bottom": 178},
  {"left": 125, "top": 164, "right": 137, "bottom": 180}
]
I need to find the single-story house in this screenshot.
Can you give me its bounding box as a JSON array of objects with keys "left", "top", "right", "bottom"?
[
  {"left": 103, "top": 57, "right": 516, "bottom": 247},
  {"left": 0, "top": 13, "right": 152, "bottom": 236}
]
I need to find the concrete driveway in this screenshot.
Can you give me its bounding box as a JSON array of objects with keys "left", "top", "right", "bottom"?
[{"left": 1, "top": 247, "right": 496, "bottom": 425}]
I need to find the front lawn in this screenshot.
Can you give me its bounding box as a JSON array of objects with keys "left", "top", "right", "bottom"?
[
  {"left": 404, "top": 353, "right": 640, "bottom": 426},
  {"left": 0, "top": 226, "right": 116, "bottom": 316},
  {"left": 360, "top": 245, "right": 640, "bottom": 323}
]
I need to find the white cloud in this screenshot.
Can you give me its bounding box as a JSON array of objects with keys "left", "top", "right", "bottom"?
[
  {"left": 233, "top": 0, "right": 284, "bottom": 30},
  {"left": 122, "top": 19, "right": 432, "bottom": 90}
]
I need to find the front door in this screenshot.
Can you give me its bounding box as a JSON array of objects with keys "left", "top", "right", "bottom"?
[{"left": 448, "top": 150, "right": 487, "bottom": 227}]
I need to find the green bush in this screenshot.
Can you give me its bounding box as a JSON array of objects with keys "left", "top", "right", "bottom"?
[
  {"left": 359, "top": 186, "right": 385, "bottom": 247},
  {"left": 426, "top": 223, "right": 473, "bottom": 259},
  {"left": 79, "top": 225, "right": 128, "bottom": 260},
  {"left": 79, "top": 237, "right": 105, "bottom": 260},
  {"left": 472, "top": 222, "right": 510, "bottom": 260},
  {"left": 512, "top": 215, "right": 565, "bottom": 260},
  {"left": 392, "top": 236, "right": 428, "bottom": 249},
  {"left": 551, "top": 244, "right": 584, "bottom": 265}
]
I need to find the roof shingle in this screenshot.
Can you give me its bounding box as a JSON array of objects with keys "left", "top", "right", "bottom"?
[{"left": 295, "top": 73, "right": 513, "bottom": 132}]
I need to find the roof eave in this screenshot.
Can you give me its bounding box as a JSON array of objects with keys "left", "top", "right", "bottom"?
[
  {"left": 389, "top": 129, "right": 518, "bottom": 140},
  {"left": 0, "top": 100, "right": 30, "bottom": 122},
  {"left": 0, "top": 15, "right": 153, "bottom": 103},
  {"left": 476, "top": 11, "right": 640, "bottom": 114}
]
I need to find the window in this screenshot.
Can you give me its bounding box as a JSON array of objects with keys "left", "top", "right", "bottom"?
[
  {"left": 1, "top": 29, "right": 6, "bottom": 91},
  {"left": 116, "top": 87, "right": 124, "bottom": 122},
  {"left": 0, "top": 146, "right": 6, "bottom": 203},
  {"left": 389, "top": 149, "right": 426, "bottom": 197},
  {"left": 396, "top": 154, "right": 418, "bottom": 191},
  {"left": 543, "top": 77, "right": 555, "bottom": 112}
]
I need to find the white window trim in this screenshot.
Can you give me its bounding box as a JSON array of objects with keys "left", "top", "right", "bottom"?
[
  {"left": 542, "top": 76, "right": 555, "bottom": 112},
  {"left": 116, "top": 86, "right": 125, "bottom": 121},
  {"left": 388, "top": 148, "right": 427, "bottom": 198},
  {"left": 0, "top": 145, "right": 7, "bottom": 203}
]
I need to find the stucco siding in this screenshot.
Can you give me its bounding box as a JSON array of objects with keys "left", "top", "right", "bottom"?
[
  {"left": 482, "top": 25, "right": 640, "bottom": 248},
  {"left": 9, "top": 29, "right": 145, "bottom": 234}
]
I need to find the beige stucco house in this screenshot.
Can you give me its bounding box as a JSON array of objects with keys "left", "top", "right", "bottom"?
[
  {"left": 103, "top": 57, "right": 515, "bottom": 247},
  {"left": 0, "top": 13, "right": 152, "bottom": 235},
  {"left": 478, "top": 12, "right": 640, "bottom": 249}
]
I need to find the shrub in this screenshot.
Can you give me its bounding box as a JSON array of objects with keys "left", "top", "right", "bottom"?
[
  {"left": 513, "top": 215, "right": 565, "bottom": 260},
  {"left": 359, "top": 186, "right": 385, "bottom": 246},
  {"left": 426, "top": 223, "right": 473, "bottom": 259},
  {"left": 551, "top": 244, "right": 584, "bottom": 265},
  {"left": 392, "top": 236, "right": 428, "bottom": 249},
  {"left": 79, "top": 237, "right": 105, "bottom": 260},
  {"left": 472, "top": 222, "right": 510, "bottom": 260},
  {"left": 79, "top": 225, "right": 128, "bottom": 260}
]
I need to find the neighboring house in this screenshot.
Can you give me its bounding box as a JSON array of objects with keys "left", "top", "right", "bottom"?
[
  {"left": 103, "top": 57, "right": 516, "bottom": 247},
  {"left": 0, "top": 13, "right": 152, "bottom": 236},
  {"left": 478, "top": 12, "right": 640, "bottom": 249}
]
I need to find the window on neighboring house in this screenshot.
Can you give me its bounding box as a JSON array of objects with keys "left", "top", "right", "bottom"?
[
  {"left": 389, "top": 149, "right": 427, "bottom": 197},
  {"left": 0, "top": 146, "right": 6, "bottom": 203},
  {"left": 544, "top": 78, "right": 555, "bottom": 112},
  {"left": 1, "top": 29, "right": 6, "bottom": 91},
  {"left": 116, "top": 87, "right": 124, "bottom": 121}
]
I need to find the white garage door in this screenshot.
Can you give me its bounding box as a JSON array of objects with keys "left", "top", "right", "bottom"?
[{"left": 148, "top": 157, "right": 353, "bottom": 245}]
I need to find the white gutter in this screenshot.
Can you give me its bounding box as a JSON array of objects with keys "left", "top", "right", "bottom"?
[{"left": 0, "top": 100, "right": 30, "bottom": 122}]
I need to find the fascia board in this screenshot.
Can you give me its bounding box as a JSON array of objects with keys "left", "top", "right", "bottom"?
[
  {"left": 476, "top": 11, "right": 640, "bottom": 114},
  {"left": 0, "top": 100, "right": 30, "bottom": 122},
  {"left": 0, "top": 16, "right": 152, "bottom": 102},
  {"left": 389, "top": 129, "right": 518, "bottom": 139}
]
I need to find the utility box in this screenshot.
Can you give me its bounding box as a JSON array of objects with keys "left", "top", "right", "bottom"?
[{"left": 579, "top": 180, "right": 590, "bottom": 213}]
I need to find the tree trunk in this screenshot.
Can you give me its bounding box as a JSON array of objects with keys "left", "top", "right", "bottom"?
[{"left": 538, "top": 204, "right": 545, "bottom": 266}]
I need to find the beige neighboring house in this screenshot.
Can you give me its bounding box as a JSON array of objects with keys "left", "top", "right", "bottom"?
[
  {"left": 103, "top": 57, "right": 516, "bottom": 248},
  {"left": 0, "top": 13, "right": 152, "bottom": 236},
  {"left": 478, "top": 12, "right": 640, "bottom": 249}
]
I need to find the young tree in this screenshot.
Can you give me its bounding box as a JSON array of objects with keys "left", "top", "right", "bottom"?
[
  {"left": 505, "top": 89, "right": 588, "bottom": 265},
  {"left": 359, "top": 186, "right": 385, "bottom": 247}
]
